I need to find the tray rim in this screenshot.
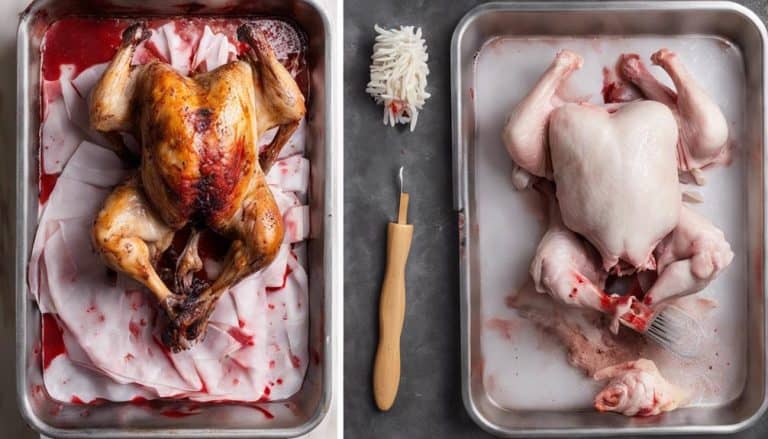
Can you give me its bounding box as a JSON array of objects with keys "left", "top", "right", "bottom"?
[
  {"left": 451, "top": 1, "right": 768, "bottom": 436},
  {"left": 14, "top": 1, "right": 338, "bottom": 437}
]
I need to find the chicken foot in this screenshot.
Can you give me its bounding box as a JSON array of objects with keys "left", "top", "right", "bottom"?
[{"left": 502, "top": 49, "right": 583, "bottom": 181}]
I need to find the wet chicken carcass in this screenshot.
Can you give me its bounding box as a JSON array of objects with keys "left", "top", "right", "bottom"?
[
  {"left": 89, "top": 23, "right": 306, "bottom": 351},
  {"left": 503, "top": 48, "right": 733, "bottom": 324}
]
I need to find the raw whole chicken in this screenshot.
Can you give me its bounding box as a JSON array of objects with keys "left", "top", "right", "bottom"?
[
  {"left": 89, "top": 23, "right": 306, "bottom": 351},
  {"left": 503, "top": 48, "right": 732, "bottom": 317},
  {"left": 502, "top": 48, "right": 734, "bottom": 417},
  {"left": 594, "top": 358, "right": 686, "bottom": 416}
]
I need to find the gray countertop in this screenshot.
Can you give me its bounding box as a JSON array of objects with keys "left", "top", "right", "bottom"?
[{"left": 343, "top": 0, "right": 768, "bottom": 437}]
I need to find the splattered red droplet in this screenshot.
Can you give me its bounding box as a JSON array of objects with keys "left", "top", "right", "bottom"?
[
  {"left": 128, "top": 320, "right": 140, "bottom": 338},
  {"left": 227, "top": 327, "right": 255, "bottom": 346},
  {"left": 266, "top": 266, "right": 293, "bottom": 293},
  {"left": 42, "top": 313, "right": 66, "bottom": 369}
]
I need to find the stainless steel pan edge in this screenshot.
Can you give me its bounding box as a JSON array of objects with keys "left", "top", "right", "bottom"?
[
  {"left": 15, "top": 0, "right": 337, "bottom": 437},
  {"left": 451, "top": 1, "right": 768, "bottom": 436}
]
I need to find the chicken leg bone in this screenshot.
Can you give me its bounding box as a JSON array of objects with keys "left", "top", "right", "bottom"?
[{"left": 175, "top": 228, "right": 203, "bottom": 293}]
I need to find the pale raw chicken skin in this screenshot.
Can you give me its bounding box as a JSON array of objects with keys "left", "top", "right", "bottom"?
[
  {"left": 530, "top": 184, "right": 655, "bottom": 333},
  {"left": 594, "top": 359, "right": 686, "bottom": 416},
  {"left": 549, "top": 101, "right": 681, "bottom": 272},
  {"left": 646, "top": 206, "right": 734, "bottom": 306},
  {"left": 619, "top": 50, "right": 729, "bottom": 177},
  {"left": 502, "top": 50, "right": 583, "bottom": 179}
]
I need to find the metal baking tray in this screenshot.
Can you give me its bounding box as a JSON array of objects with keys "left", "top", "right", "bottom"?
[
  {"left": 16, "top": 0, "right": 337, "bottom": 437},
  {"left": 452, "top": 1, "right": 767, "bottom": 436}
]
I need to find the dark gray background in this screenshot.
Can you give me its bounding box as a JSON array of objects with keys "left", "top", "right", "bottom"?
[{"left": 343, "top": 0, "right": 768, "bottom": 438}]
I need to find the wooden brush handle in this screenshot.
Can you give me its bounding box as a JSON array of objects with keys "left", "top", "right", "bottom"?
[{"left": 373, "top": 222, "right": 413, "bottom": 411}]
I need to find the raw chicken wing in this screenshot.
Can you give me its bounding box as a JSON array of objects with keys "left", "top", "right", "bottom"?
[
  {"left": 502, "top": 50, "right": 583, "bottom": 180},
  {"left": 619, "top": 49, "right": 729, "bottom": 177}
]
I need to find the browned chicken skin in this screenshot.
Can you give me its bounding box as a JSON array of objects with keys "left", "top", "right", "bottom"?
[{"left": 90, "top": 23, "right": 306, "bottom": 351}]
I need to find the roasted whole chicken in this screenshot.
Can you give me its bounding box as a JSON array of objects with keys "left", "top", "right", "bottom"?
[
  {"left": 90, "top": 23, "right": 306, "bottom": 351},
  {"left": 503, "top": 48, "right": 733, "bottom": 330}
]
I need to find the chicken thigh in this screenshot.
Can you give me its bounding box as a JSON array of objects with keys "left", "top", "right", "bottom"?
[{"left": 90, "top": 23, "right": 306, "bottom": 351}]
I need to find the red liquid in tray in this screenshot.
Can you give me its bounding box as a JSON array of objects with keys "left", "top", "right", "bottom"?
[
  {"left": 41, "top": 18, "right": 126, "bottom": 81},
  {"left": 41, "top": 313, "right": 66, "bottom": 370}
]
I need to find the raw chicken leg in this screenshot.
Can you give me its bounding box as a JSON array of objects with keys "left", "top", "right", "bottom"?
[
  {"left": 530, "top": 184, "right": 654, "bottom": 333},
  {"left": 530, "top": 183, "right": 607, "bottom": 310},
  {"left": 643, "top": 206, "right": 734, "bottom": 306},
  {"left": 502, "top": 50, "right": 582, "bottom": 179},
  {"left": 619, "top": 49, "right": 729, "bottom": 176},
  {"left": 549, "top": 100, "right": 681, "bottom": 272},
  {"left": 594, "top": 358, "right": 687, "bottom": 416}
]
